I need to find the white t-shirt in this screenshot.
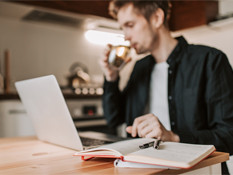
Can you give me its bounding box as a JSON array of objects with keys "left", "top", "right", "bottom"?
[{"left": 149, "top": 62, "right": 171, "bottom": 130}]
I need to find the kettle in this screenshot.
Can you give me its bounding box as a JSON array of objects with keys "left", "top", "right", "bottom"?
[{"left": 67, "top": 62, "right": 90, "bottom": 90}]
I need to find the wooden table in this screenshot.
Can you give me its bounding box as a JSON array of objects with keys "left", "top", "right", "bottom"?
[{"left": 0, "top": 136, "right": 229, "bottom": 175}]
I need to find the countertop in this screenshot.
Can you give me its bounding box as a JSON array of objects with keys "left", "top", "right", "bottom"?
[{"left": 0, "top": 92, "right": 102, "bottom": 100}]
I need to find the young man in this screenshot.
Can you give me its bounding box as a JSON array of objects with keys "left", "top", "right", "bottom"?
[{"left": 99, "top": 1, "right": 233, "bottom": 174}]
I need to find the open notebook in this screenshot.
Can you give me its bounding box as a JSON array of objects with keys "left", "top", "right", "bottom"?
[
  {"left": 15, "top": 75, "right": 120, "bottom": 150},
  {"left": 74, "top": 138, "right": 216, "bottom": 169}
]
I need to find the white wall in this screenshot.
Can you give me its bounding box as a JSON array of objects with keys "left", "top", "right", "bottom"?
[
  {"left": 0, "top": 16, "right": 105, "bottom": 90},
  {"left": 219, "top": 0, "right": 233, "bottom": 16}
]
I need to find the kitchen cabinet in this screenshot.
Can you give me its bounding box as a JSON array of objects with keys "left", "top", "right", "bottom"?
[
  {"left": 0, "top": 100, "right": 35, "bottom": 137},
  {"left": 169, "top": 1, "right": 218, "bottom": 31}
]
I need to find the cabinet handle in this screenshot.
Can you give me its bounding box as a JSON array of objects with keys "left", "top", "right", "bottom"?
[{"left": 9, "top": 109, "right": 27, "bottom": 114}]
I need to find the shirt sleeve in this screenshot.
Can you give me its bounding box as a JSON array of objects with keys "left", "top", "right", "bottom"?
[
  {"left": 178, "top": 51, "right": 233, "bottom": 155},
  {"left": 103, "top": 77, "right": 125, "bottom": 128}
]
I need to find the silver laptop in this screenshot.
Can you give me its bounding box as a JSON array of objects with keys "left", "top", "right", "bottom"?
[{"left": 15, "top": 75, "right": 118, "bottom": 150}]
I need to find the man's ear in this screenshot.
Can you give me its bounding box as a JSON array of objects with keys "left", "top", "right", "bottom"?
[{"left": 151, "top": 8, "right": 165, "bottom": 29}]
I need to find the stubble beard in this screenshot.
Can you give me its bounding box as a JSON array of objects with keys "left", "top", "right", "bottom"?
[{"left": 135, "top": 46, "right": 150, "bottom": 55}]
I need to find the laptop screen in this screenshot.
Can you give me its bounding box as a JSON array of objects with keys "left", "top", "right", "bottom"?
[{"left": 15, "top": 75, "right": 84, "bottom": 150}]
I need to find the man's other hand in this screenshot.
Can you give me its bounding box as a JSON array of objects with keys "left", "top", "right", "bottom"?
[{"left": 126, "top": 113, "right": 180, "bottom": 142}]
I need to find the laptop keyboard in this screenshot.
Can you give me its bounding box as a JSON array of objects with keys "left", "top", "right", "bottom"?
[{"left": 80, "top": 136, "right": 114, "bottom": 147}]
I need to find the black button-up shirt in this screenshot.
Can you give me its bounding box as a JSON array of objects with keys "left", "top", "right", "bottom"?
[{"left": 103, "top": 36, "right": 233, "bottom": 155}]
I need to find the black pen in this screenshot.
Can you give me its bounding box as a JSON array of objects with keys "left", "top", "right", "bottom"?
[
  {"left": 153, "top": 139, "right": 161, "bottom": 149},
  {"left": 139, "top": 141, "right": 154, "bottom": 149}
]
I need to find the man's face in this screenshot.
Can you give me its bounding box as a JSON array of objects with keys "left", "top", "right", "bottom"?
[{"left": 117, "top": 3, "right": 158, "bottom": 55}]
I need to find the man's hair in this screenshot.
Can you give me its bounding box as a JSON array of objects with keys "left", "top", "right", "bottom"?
[{"left": 109, "top": 0, "right": 171, "bottom": 26}]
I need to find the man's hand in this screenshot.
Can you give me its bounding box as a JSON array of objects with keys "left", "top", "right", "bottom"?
[
  {"left": 126, "top": 113, "right": 180, "bottom": 142},
  {"left": 99, "top": 44, "right": 131, "bottom": 82}
]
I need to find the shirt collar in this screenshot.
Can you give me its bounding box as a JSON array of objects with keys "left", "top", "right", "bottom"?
[{"left": 166, "top": 36, "right": 188, "bottom": 66}]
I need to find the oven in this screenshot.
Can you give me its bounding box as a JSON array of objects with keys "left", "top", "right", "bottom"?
[{"left": 65, "top": 97, "right": 115, "bottom": 134}]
